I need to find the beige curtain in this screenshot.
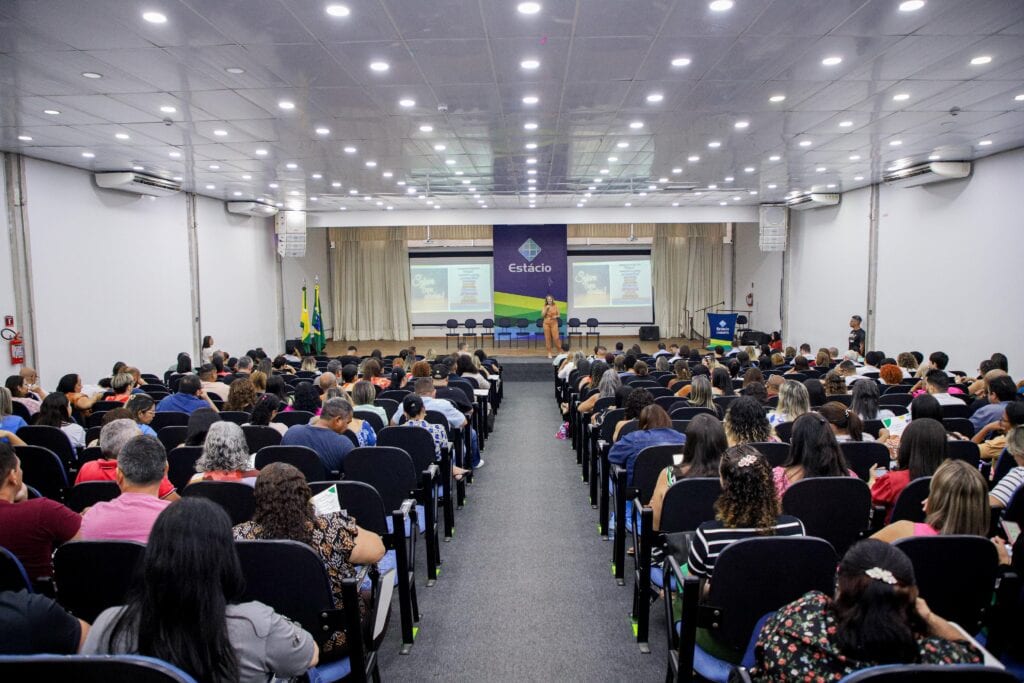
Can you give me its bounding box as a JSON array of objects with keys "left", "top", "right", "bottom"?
[
  {"left": 652, "top": 224, "right": 725, "bottom": 338},
  {"left": 328, "top": 228, "right": 413, "bottom": 341}
]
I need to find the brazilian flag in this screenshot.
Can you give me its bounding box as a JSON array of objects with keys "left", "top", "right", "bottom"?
[
  {"left": 311, "top": 284, "right": 325, "bottom": 355},
  {"left": 300, "top": 285, "right": 311, "bottom": 353}
]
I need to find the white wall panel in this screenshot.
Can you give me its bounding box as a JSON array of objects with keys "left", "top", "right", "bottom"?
[
  {"left": 732, "top": 222, "right": 783, "bottom": 334},
  {"left": 280, "top": 229, "right": 332, "bottom": 344},
  {"left": 0, "top": 160, "right": 20, "bottom": 379}
]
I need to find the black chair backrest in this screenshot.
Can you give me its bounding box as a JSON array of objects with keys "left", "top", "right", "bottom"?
[
  {"left": 309, "top": 480, "right": 389, "bottom": 536},
  {"left": 157, "top": 425, "right": 188, "bottom": 452},
  {"left": 828, "top": 394, "right": 853, "bottom": 406},
  {"left": 839, "top": 441, "right": 891, "bottom": 481},
  {"left": 782, "top": 477, "right": 871, "bottom": 556},
  {"left": 374, "top": 398, "right": 400, "bottom": 422},
  {"left": 890, "top": 476, "right": 932, "bottom": 523},
  {"left": 516, "top": 318, "right": 529, "bottom": 330},
  {"left": 862, "top": 419, "right": 883, "bottom": 439},
  {"left": 669, "top": 406, "right": 716, "bottom": 420},
  {"left": 273, "top": 410, "right": 316, "bottom": 428},
  {"left": 644, "top": 386, "right": 673, "bottom": 399},
  {"left": 0, "top": 654, "right": 200, "bottom": 682},
  {"left": 90, "top": 401, "right": 125, "bottom": 415},
  {"left": 16, "top": 426, "right": 76, "bottom": 466},
  {"left": 445, "top": 318, "right": 458, "bottom": 330},
  {"left": 354, "top": 410, "right": 385, "bottom": 434},
  {"left": 705, "top": 537, "right": 838, "bottom": 651},
  {"left": 150, "top": 411, "right": 189, "bottom": 431},
  {"left": 241, "top": 425, "right": 282, "bottom": 453},
  {"left": 10, "top": 401, "right": 31, "bottom": 422},
  {"left": 592, "top": 396, "right": 616, "bottom": 414},
  {"left": 655, "top": 395, "right": 679, "bottom": 412},
  {"left": 659, "top": 477, "right": 720, "bottom": 533},
  {"left": 599, "top": 408, "right": 626, "bottom": 443},
  {"left": 946, "top": 440, "right": 981, "bottom": 467},
  {"left": 53, "top": 540, "right": 145, "bottom": 622},
  {"left": 840, "top": 664, "right": 1018, "bottom": 682},
  {"left": 464, "top": 318, "right": 477, "bottom": 330},
  {"left": 893, "top": 535, "right": 999, "bottom": 633},
  {"left": 774, "top": 421, "right": 795, "bottom": 443},
  {"left": 713, "top": 395, "right": 739, "bottom": 411},
  {"left": 943, "top": 417, "right": 975, "bottom": 438},
  {"left": 586, "top": 318, "right": 599, "bottom": 329},
  {"left": 632, "top": 444, "right": 683, "bottom": 500},
  {"left": 879, "top": 404, "right": 908, "bottom": 416},
  {"left": 343, "top": 446, "right": 417, "bottom": 514},
  {"left": 217, "top": 410, "right": 250, "bottom": 426},
  {"left": 990, "top": 449, "right": 1014, "bottom": 486},
  {"left": 749, "top": 442, "right": 790, "bottom": 467},
  {"left": 568, "top": 317, "right": 581, "bottom": 328},
  {"left": 0, "top": 546, "right": 32, "bottom": 592},
  {"left": 166, "top": 446, "right": 203, "bottom": 491},
  {"left": 181, "top": 481, "right": 254, "bottom": 524},
  {"left": 378, "top": 426, "right": 437, "bottom": 475},
  {"left": 940, "top": 404, "right": 970, "bottom": 419},
  {"left": 379, "top": 390, "right": 411, "bottom": 403},
  {"left": 65, "top": 481, "right": 121, "bottom": 513},
  {"left": 254, "top": 445, "right": 326, "bottom": 483},
  {"left": 14, "top": 445, "right": 68, "bottom": 501}
]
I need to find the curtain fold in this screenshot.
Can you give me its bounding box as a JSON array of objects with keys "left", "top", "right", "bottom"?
[
  {"left": 328, "top": 228, "right": 413, "bottom": 341},
  {"left": 651, "top": 224, "right": 725, "bottom": 338}
]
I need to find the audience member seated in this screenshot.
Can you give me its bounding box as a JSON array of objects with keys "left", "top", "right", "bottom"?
[
  {"left": 609, "top": 405, "right": 684, "bottom": 485},
  {"left": 724, "top": 396, "right": 774, "bottom": 446},
  {"left": 973, "top": 400, "right": 1024, "bottom": 462},
  {"left": 300, "top": 356, "right": 320, "bottom": 376},
  {"left": 752, "top": 539, "right": 981, "bottom": 679},
  {"left": 850, "top": 379, "right": 894, "bottom": 423},
  {"left": 873, "top": 460, "right": 989, "bottom": 542},
  {"left": 767, "top": 380, "right": 810, "bottom": 426},
  {"left": 198, "top": 363, "right": 232, "bottom": 402},
  {"left": 105, "top": 373, "right": 136, "bottom": 404},
  {"left": 823, "top": 370, "right": 848, "bottom": 396},
  {"left": 969, "top": 374, "right": 1017, "bottom": 432},
  {"left": 871, "top": 418, "right": 948, "bottom": 515},
  {"left": 281, "top": 398, "right": 355, "bottom": 474},
  {"left": 79, "top": 435, "right": 172, "bottom": 542},
  {"left": 456, "top": 353, "right": 491, "bottom": 391},
  {"left": 710, "top": 367, "right": 734, "bottom": 397},
  {"left": 125, "top": 394, "right": 158, "bottom": 437},
  {"left": 989, "top": 425, "right": 1024, "bottom": 510},
  {"left": 76, "top": 418, "right": 177, "bottom": 500},
  {"left": 773, "top": 412, "right": 856, "bottom": 497},
  {"left": 818, "top": 401, "right": 871, "bottom": 442},
  {"left": 190, "top": 422, "right": 260, "bottom": 486},
  {"left": 361, "top": 358, "right": 390, "bottom": 390},
  {"left": 920, "top": 369, "right": 964, "bottom": 406},
  {"left": 339, "top": 364, "right": 358, "bottom": 392},
  {"left": 803, "top": 378, "right": 827, "bottom": 407},
  {"left": 6, "top": 374, "right": 44, "bottom": 415},
  {"left": 351, "top": 381, "right": 387, "bottom": 424},
  {"left": 287, "top": 382, "right": 322, "bottom": 415},
  {"left": 224, "top": 377, "right": 257, "bottom": 413},
  {"left": 0, "top": 590, "right": 87, "bottom": 655},
  {"left": 400, "top": 394, "right": 469, "bottom": 479},
  {"left": 56, "top": 373, "right": 104, "bottom": 415},
  {"left": 82, "top": 497, "right": 318, "bottom": 679},
  {"left": 156, "top": 375, "right": 219, "bottom": 415},
  {"left": 36, "top": 393, "right": 86, "bottom": 449},
  {"left": 338, "top": 396, "right": 375, "bottom": 447},
  {"left": 879, "top": 362, "right": 904, "bottom": 386},
  {"left": 232, "top": 463, "right": 385, "bottom": 659},
  {"left": 0, "top": 387, "right": 27, "bottom": 435},
  {"left": 0, "top": 443, "right": 81, "bottom": 582},
  {"left": 649, "top": 414, "right": 727, "bottom": 530},
  {"left": 765, "top": 374, "right": 785, "bottom": 400},
  {"left": 245, "top": 394, "right": 287, "bottom": 436},
  {"left": 686, "top": 375, "right": 719, "bottom": 416},
  {"left": 612, "top": 387, "right": 655, "bottom": 442},
  {"left": 396, "top": 377, "right": 465, "bottom": 430}
]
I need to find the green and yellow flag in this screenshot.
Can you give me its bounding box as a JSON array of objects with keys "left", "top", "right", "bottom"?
[
  {"left": 300, "top": 285, "right": 311, "bottom": 353},
  {"left": 311, "top": 284, "right": 325, "bottom": 355}
]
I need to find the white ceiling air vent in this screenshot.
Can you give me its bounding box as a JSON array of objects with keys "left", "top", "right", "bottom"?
[
  {"left": 786, "top": 192, "right": 840, "bottom": 211},
  {"left": 227, "top": 201, "right": 278, "bottom": 217},
  {"left": 882, "top": 161, "right": 971, "bottom": 188},
  {"left": 94, "top": 171, "right": 182, "bottom": 197}
]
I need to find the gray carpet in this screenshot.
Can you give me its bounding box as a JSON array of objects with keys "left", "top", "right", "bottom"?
[{"left": 377, "top": 380, "right": 667, "bottom": 681}]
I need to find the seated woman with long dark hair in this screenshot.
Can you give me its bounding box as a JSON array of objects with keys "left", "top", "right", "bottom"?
[
  {"left": 772, "top": 412, "right": 856, "bottom": 497},
  {"left": 246, "top": 394, "right": 286, "bottom": 436},
  {"left": 752, "top": 539, "right": 980, "bottom": 679},
  {"left": 649, "top": 413, "right": 727, "bottom": 530},
  {"left": 871, "top": 418, "right": 948, "bottom": 517},
  {"left": 233, "top": 463, "right": 385, "bottom": 659},
  {"left": 82, "top": 497, "right": 319, "bottom": 681},
  {"left": 36, "top": 393, "right": 86, "bottom": 449}
]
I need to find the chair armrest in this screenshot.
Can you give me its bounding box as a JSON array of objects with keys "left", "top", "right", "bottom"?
[{"left": 421, "top": 463, "right": 440, "bottom": 483}]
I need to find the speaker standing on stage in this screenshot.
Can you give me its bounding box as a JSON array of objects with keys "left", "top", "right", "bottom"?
[{"left": 542, "top": 295, "right": 561, "bottom": 359}]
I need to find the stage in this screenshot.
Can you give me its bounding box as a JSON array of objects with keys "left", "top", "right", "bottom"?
[{"left": 323, "top": 336, "right": 711, "bottom": 360}]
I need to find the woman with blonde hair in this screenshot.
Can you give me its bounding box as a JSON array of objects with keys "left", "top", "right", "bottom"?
[
  {"left": 768, "top": 380, "right": 810, "bottom": 427},
  {"left": 687, "top": 375, "right": 718, "bottom": 415}
]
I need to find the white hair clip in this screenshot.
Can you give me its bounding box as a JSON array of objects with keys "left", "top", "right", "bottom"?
[
  {"left": 865, "top": 567, "right": 897, "bottom": 585},
  {"left": 737, "top": 454, "right": 758, "bottom": 468}
]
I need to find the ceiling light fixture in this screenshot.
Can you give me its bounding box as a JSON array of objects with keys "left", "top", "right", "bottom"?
[
  {"left": 17, "top": 135, "right": 31, "bottom": 141},
  {"left": 213, "top": 129, "right": 227, "bottom": 136},
  {"left": 525, "top": 142, "right": 538, "bottom": 150},
  {"left": 286, "top": 162, "right": 298, "bottom": 169},
  {"left": 629, "top": 120, "right": 644, "bottom": 129},
  {"left": 445, "top": 159, "right": 456, "bottom": 165},
  {"left": 892, "top": 92, "right": 910, "bottom": 101},
  {"left": 767, "top": 183, "right": 777, "bottom": 189},
  {"left": 433, "top": 143, "right": 446, "bottom": 151},
  {"left": 617, "top": 142, "right": 629, "bottom": 149},
  {"left": 672, "top": 167, "right": 682, "bottom": 174},
  {"left": 398, "top": 98, "right": 415, "bottom": 107},
  {"left": 708, "top": 141, "right": 721, "bottom": 148},
  {"left": 769, "top": 155, "right": 781, "bottom": 161},
  {"left": 365, "top": 160, "right": 377, "bottom": 167},
  {"left": 849, "top": 154, "right": 861, "bottom": 161},
  {"left": 325, "top": 4, "right": 351, "bottom": 17},
  {"left": 169, "top": 151, "right": 181, "bottom": 158},
  {"left": 311, "top": 173, "right": 322, "bottom": 179},
  {"left": 724, "top": 176, "right": 734, "bottom": 182},
  {"left": 526, "top": 157, "right": 537, "bottom": 164},
  {"left": 970, "top": 55, "right": 992, "bottom": 65},
  {"left": 821, "top": 56, "right": 843, "bottom": 66},
  {"left": 133, "top": 166, "right": 145, "bottom": 172},
  {"left": 769, "top": 94, "right": 786, "bottom": 103},
  {"left": 278, "top": 100, "right": 296, "bottom": 110},
  {"left": 208, "top": 164, "right": 220, "bottom": 170},
  {"left": 709, "top": 0, "right": 734, "bottom": 11},
  {"left": 159, "top": 105, "right": 176, "bottom": 114},
  {"left": 671, "top": 57, "right": 692, "bottom": 67},
  {"left": 81, "top": 72, "right": 102, "bottom": 79},
  {"left": 978, "top": 139, "right": 992, "bottom": 146},
  {"left": 899, "top": 1, "right": 925, "bottom": 11},
  {"left": 242, "top": 174, "right": 252, "bottom": 180},
  {"left": 315, "top": 127, "right": 330, "bottom": 135},
  {"left": 517, "top": 2, "right": 542, "bottom": 14},
  {"left": 744, "top": 166, "right": 755, "bottom": 173},
  {"left": 524, "top": 122, "right": 538, "bottom": 130},
  {"left": 115, "top": 132, "right": 130, "bottom": 140},
  {"left": 225, "top": 67, "right": 245, "bottom": 74},
  {"left": 798, "top": 139, "right": 812, "bottom": 147},
  {"left": 344, "top": 146, "right": 357, "bottom": 153},
  {"left": 854, "top": 175, "right": 864, "bottom": 180},
  {"left": 607, "top": 156, "right": 618, "bottom": 162},
  {"left": 734, "top": 120, "right": 749, "bottom": 129},
  {"left": 255, "top": 148, "right": 268, "bottom": 156},
  {"left": 688, "top": 155, "right": 700, "bottom": 162},
  {"left": 205, "top": 184, "right": 215, "bottom": 190},
  {"left": 839, "top": 120, "right": 853, "bottom": 127},
  {"left": 369, "top": 61, "right": 390, "bottom": 72},
  {"left": 43, "top": 109, "right": 60, "bottom": 115},
  {"left": 816, "top": 166, "right": 826, "bottom": 172},
  {"left": 520, "top": 59, "right": 540, "bottom": 70},
  {"left": 419, "top": 124, "right": 434, "bottom": 133},
  {"left": 889, "top": 139, "right": 902, "bottom": 146},
  {"left": 928, "top": 154, "right": 941, "bottom": 160},
  {"left": 142, "top": 11, "right": 167, "bottom": 23},
  {"left": 646, "top": 93, "right": 664, "bottom": 103},
  {"left": 522, "top": 95, "right": 539, "bottom": 105}
]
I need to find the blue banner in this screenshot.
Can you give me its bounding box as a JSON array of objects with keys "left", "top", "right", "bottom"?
[
  {"left": 493, "top": 224, "right": 567, "bottom": 327},
  {"left": 707, "top": 313, "right": 738, "bottom": 349}
]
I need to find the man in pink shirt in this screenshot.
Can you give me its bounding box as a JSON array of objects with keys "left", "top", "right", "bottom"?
[{"left": 79, "top": 435, "right": 171, "bottom": 543}]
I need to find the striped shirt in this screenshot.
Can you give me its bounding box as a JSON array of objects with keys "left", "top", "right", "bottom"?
[
  {"left": 687, "top": 516, "right": 805, "bottom": 580},
  {"left": 991, "top": 466, "right": 1024, "bottom": 507}
]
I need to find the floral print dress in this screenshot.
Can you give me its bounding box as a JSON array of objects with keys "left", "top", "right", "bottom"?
[{"left": 752, "top": 591, "right": 981, "bottom": 681}]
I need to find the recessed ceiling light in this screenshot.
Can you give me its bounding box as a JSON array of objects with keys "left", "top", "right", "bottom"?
[
  {"left": 315, "top": 127, "right": 330, "bottom": 135},
  {"left": 688, "top": 155, "right": 700, "bottom": 162},
  {"left": 349, "top": 189, "right": 357, "bottom": 194},
  {"left": 798, "top": 139, "right": 813, "bottom": 147},
  {"left": 821, "top": 56, "right": 843, "bottom": 66},
  {"left": 978, "top": 139, "right": 992, "bottom": 146},
  {"left": 708, "top": 141, "right": 721, "bottom": 148},
  {"left": 607, "top": 156, "right": 618, "bottom": 162},
  {"left": 624, "top": 202, "right": 632, "bottom": 207},
  {"left": 970, "top": 55, "right": 992, "bottom": 66},
  {"left": 398, "top": 98, "right": 415, "bottom": 108},
  {"left": 17, "top": 135, "right": 32, "bottom": 141},
  {"left": 527, "top": 169, "right": 537, "bottom": 175},
  {"left": 528, "top": 179, "right": 536, "bottom": 184},
  {"left": 311, "top": 173, "right": 322, "bottom": 179},
  {"left": 816, "top": 166, "right": 826, "bottom": 172},
  {"left": 225, "top": 67, "right": 245, "bottom": 74},
  {"left": 445, "top": 159, "right": 456, "bottom": 165},
  {"left": 525, "top": 142, "right": 538, "bottom": 150},
  {"left": 242, "top": 174, "right": 252, "bottom": 180},
  {"left": 724, "top": 176, "right": 734, "bottom": 182},
  {"left": 462, "top": 179, "right": 471, "bottom": 184},
  {"left": 928, "top": 154, "right": 941, "bottom": 160},
  {"left": 616, "top": 142, "right": 629, "bottom": 149},
  {"left": 269, "top": 183, "right": 279, "bottom": 188},
  {"left": 169, "top": 151, "right": 181, "bottom": 158},
  {"left": 892, "top": 93, "right": 910, "bottom": 101},
  {"left": 839, "top": 120, "right": 853, "bottom": 127},
  {"left": 520, "top": 59, "right": 540, "bottom": 70},
  {"left": 517, "top": 2, "right": 542, "bottom": 15},
  {"left": 599, "top": 168, "right": 609, "bottom": 174},
  {"left": 325, "top": 4, "right": 350, "bottom": 17},
  {"left": 734, "top": 120, "right": 749, "bottom": 129},
  {"left": 43, "top": 109, "right": 60, "bottom": 115},
  {"left": 744, "top": 166, "right": 755, "bottom": 173},
  {"left": 769, "top": 94, "right": 786, "bottom": 103},
  {"left": 899, "top": 0, "right": 925, "bottom": 11},
  {"left": 709, "top": 0, "right": 734, "bottom": 11},
  {"left": 456, "top": 171, "right": 464, "bottom": 176},
  {"left": 719, "top": 201, "right": 727, "bottom": 206},
  {"left": 629, "top": 120, "right": 644, "bottom": 129},
  {"left": 369, "top": 61, "right": 390, "bottom": 73},
  {"left": 133, "top": 165, "right": 144, "bottom": 171},
  {"left": 255, "top": 148, "right": 268, "bottom": 156},
  {"left": 524, "top": 122, "right": 538, "bottom": 130},
  {"left": 826, "top": 184, "right": 837, "bottom": 189},
  {"left": 767, "top": 183, "right": 777, "bottom": 189},
  {"left": 332, "top": 181, "right": 341, "bottom": 187},
  {"left": 526, "top": 157, "right": 537, "bottom": 165},
  {"left": 708, "top": 184, "right": 717, "bottom": 189},
  {"left": 419, "top": 124, "right": 434, "bottom": 133},
  {"left": 213, "top": 129, "right": 227, "bottom": 136},
  {"left": 769, "top": 155, "right": 781, "bottom": 161},
  {"left": 233, "top": 191, "right": 243, "bottom": 197},
  {"left": 522, "top": 95, "right": 539, "bottom": 105},
  {"left": 671, "top": 57, "right": 692, "bottom": 67},
  {"left": 889, "top": 140, "right": 902, "bottom": 146},
  {"left": 205, "top": 184, "right": 215, "bottom": 190},
  {"left": 142, "top": 11, "right": 167, "bottom": 24},
  {"left": 82, "top": 72, "right": 102, "bottom": 79},
  {"left": 286, "top": 162, "right": 298, "bottom": 169},
  {"left": 639, "top": 192, "right": 648, "bottom": 197},
  {"left": 115, "top": 132, "right": 130, "bottom": 140},
  {"left": 209, "top": 164, "right": 220, "bottom": 170},
  {"left": 671, "top": 202, "right": 680, "bottom": 207},
  {"left": 732, "top": 196, "right": 741, "bottom": 201},
  {"left": 344, "top": 146, "right": 357, "bottom": 154},
  {"left": 588, "top": 186, "right": 596, "bottom": 191},
  {"left": 278, "top": 100, "right": 296, "bottom": 110},
  {"left": 158, "top": 105, "right": 178, "bottom": 115},
  {"left": 646, "top": 93, "right": 664, "bottom": 103},
  {"left": 593, "top": 178, "right": 602, "bottom": 183},
  {"left": 365, "top": 160, "right": 377, "bottom": 167},
  {"left": 849, "top": 154, "right": 861, "bottom": 161},
  {"left": 433, "top": 143, "right": 446, "bottom": 151},
  {"left": 672, "top": 167, "right": 682, "bottom": 174}
]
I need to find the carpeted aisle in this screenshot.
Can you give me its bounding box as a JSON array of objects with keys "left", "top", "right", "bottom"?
[{"left": 377, "top": 379, "right": 666, "bottom": 681}]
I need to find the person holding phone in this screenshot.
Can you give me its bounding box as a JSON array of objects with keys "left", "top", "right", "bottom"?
[{"left": 541, "top": 295, "right": 560, "bottom": 359}]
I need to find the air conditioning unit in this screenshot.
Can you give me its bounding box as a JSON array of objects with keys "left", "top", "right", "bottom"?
[
  {"left": 882, "top": 161, "right": 971, "bottom": 188},
  {"left": 227, "top": 201, "right": 278, "bottom": 217},
  {"left": 94, "top": 172, "right": 181, "bottom": 197},
  {"left": 786, "top": 192, "right": 840, "bottom": 211}
]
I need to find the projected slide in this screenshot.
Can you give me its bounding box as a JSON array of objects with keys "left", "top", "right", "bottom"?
[
  {"left": 569, "top": 257, "right": 653, "bottom": 323},
  {"left": 411, "top": 262, "right": 492, "bottom": 317}
]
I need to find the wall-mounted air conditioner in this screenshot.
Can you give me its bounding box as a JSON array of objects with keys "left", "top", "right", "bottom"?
[
  {"left": 786, "top": 193, "right": 840, "bottom": 211},
  {"left": 94, "top": 172, "right": 182, "bottom": 197},
  {"left": 227, "top": 201, "right": 278, "bottom": 217},
  {"left": 882, "top": 161, "right": 971, "bottom": 188}
]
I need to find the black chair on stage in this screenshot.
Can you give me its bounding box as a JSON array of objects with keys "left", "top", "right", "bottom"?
[
  {"left": 480, "top": 318, "right": 496, "bottom": 347},
  {"left": 496, "top": 317, "right": 513, "bottom": 347},
  {"left": 463, "top": 318, "right": 479, "bottom": 346},
  {"left": 585, "top": 318, "right": 600, "bottom": 347},
  {"left": 445, "top": 318, "right": 460, "bottom": 348}
]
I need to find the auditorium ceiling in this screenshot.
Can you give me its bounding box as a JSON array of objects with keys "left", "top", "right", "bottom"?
[{"left": 0, "top": 0, "right": 1021, "bottom": 211}]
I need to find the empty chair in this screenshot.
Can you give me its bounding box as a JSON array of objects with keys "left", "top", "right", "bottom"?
[
  {"left": 253, "top": 445, "right": 325, "bottom": 483},
  {"left": 670, "top": 406, "right": 717, "bottom": 421},
  {"left": 947, "top": 440, "right": 981, "bottom": 467},
  {"left": 0, "top": 546, "right": 32, "bottom": 593},
  {"left": 241, "top": 425, "right": 281, "bottom": 453},
  {"left": 566, "top": 317, "right": 583, "bottom": 348},
  {"left": 65, "top": 481, "right": 120, "bottom": 513},
  {"left": 748, "top": 442, "right": 790, "bottom": 468},
  {"left": 514, "top": 318, "right": 531, "bottom": 347},
  {"left": 53, "top": 540, "right": 145, "bottom": 622},
  {"left": 782, "top": 477, "right": 872, "bottom": 556},
  {"left": 495, "top": 317, "right": 513, "bottom": 347},
  {"left": 378, "top": 389, "right": 411, "bottom": 403},
  {"left": 156, "top": 425, "right": 188, "bottom": 452},
  {"left": 462, "top": 318, "right": 478, "bottom": 346},
  {"left": 585, "top": 318, "right": 600, "bottom": 346},
  {"left": 166, "top": 446, "right": 203, "bottom": 492},
  {"left": 181, "top": 481, "right": 254, "bottom": 525},
  {"left": 273, "top": 410, "right": 316, "bottom": 428},
  {"left": 373, "top": 398, "right": 399, "bottom": 423},
  {"left": 479, "top": 318, "right": 495, "bottom": 347},
  {"left": 444, "top": 318, "right": 460, "bottom": 348},
  {"left": 14, "top": 445, "right": 68, "bottom": 501},
  {"left": 0, "top": 655, "right": 201, "bottom": 683},
  {"left": 940, "top": 404, "right": 970, "bottom": 419}
]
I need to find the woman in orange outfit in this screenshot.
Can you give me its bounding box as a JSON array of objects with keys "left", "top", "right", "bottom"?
[{"left": 542, "top": 295, "right": 561, "bottom": 358}]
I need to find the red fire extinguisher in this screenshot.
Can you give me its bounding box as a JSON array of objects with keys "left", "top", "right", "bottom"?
[{"left": 9, "top": 333, "right": 25, "bottom": 365}]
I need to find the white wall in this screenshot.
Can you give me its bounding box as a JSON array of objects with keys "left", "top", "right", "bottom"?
[
  {"left": 195, "top": 195, "right": 280, "bottom": 357},
  {"left": 280, "top": 228, "right": 332, "bottom": 344},
  {"left": 785, "top": 185, "right": 872, "bottom": 352},
  {"left": 732, "top": 222, "right": 783, "bottom": 334},
  {"left": 0, "top": 159, "right": 20, "bottom": 379},
  {"left": 873, "top": 148, "right": 1024, "bottom": 372}
]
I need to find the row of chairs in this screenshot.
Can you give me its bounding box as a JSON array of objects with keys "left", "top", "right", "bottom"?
[{"left": 445, "top": 317, "right": 602, "bottom": 349}]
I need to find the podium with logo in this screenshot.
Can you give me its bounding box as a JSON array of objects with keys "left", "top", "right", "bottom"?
[{"left": 707, "top": 312, "right": 738, "bottom": 349}]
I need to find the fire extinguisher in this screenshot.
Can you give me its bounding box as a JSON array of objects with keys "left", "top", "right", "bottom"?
[{"left": 1, "top": 320, "right": 23, "bottom": 364}]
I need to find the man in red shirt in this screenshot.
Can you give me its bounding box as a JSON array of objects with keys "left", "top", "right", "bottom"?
[{"left": 0, "top": 443, "right": 81, "bottom": 582}]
